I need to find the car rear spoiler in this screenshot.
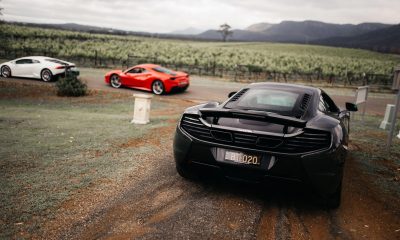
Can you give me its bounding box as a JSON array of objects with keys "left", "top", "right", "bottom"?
[{"left": 199, "top": 108, "right": 307, "bottom": 128}]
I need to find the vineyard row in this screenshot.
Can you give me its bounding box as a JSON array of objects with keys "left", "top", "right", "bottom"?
[{"left": 0, "top": 47, "right": 395, "bottom": 87}]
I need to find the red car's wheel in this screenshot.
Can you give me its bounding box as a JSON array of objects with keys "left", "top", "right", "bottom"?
[
  {"left": 110, "top": 74, "right": 121, "bottom": 88},
  {"left": 152, "top": 80, "right": 165, "bottom": 95},
  {"left": 181, "top": 85, "right": 189, "bottom": 92}
]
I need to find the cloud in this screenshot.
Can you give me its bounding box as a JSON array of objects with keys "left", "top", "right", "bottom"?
[{"left": 1, "top": 0, "right": 399, "bottom": 33}]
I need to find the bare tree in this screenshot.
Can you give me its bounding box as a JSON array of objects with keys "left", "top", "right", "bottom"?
[{"left": 218, "top": 23, "right": 233, "bottom": 42}]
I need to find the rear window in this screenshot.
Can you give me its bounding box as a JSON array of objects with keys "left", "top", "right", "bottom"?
[
  {"left": 46, "top": 59, "right": 67, "bottom": 65},
  {"left": 225, "top": 88, "right": 301, "bottom": 115},
  {"left": 152, "top": 67, "right": 176, "bottom": 76}
]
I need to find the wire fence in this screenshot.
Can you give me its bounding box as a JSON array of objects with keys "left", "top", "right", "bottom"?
[{"left": 0, "top": 47, "right": 394, "bottom": 87}]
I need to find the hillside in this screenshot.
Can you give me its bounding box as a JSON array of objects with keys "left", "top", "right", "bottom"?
[
  {"left": 1, "top": 23, "right": 399, "bottom": 78},
  {"left": 170, "top": 27, "right": 204, "bottom": 35},
  {"left": 246, "top": 22, "right": 274, "bottom": 32},
  {"left": 313, "top": 24, "right": 400, "bottom": 53},
  {"left": 260, "top": 21, "right": 389, "bottom": 42},
  {"left": 6, "top": 20, "right": 399, "bottom": 54},
  {"left": 198, "top": 21, "right": 391, "bottom": 43}
]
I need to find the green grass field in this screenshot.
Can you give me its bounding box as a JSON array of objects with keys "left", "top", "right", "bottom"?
[
  {"left": 0, "top": 81, "right": 183, "bottom": 238},
  {"left": 350, "top": 116, "right": 400, "bottom": 197},
  {"left": 1, "top": 23, "right": 399, "bottom": 80}
]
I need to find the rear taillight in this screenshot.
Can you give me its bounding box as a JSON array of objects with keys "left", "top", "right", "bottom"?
[{"left": 56, "top": 66, "right": 66, "bottom": 69}]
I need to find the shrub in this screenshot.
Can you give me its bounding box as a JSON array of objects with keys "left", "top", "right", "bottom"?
[{"left": 56, "top": 75, "right": 87, "bottom": 97}]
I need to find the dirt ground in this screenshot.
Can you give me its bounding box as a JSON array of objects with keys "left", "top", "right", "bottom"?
[
  {"left": 44, "top": 129, "right": 400, "bottom": 240},
  {"left": 1, "top": 77, "right": 400, "bottom": 240}
]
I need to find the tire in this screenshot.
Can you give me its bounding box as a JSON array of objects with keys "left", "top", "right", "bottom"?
[
  {"left": 176, "top": 161, "right": 197, "bottom": 180},
  {"left": 110, "top": 74, "right": 122, "bottom": 88},
  {"left": 41, "top": 69, "right": 53, "bottom": 82},
  {"left": 180, "top": 85, "right": 189, "bottom": 92},
  {"left": 322, "top": 182, "right": 342, "bottom": 209},
  {"left": 152, "top": 80, "right": 165, "bottom": 95},
  {"left": 1, "top": 66, "right": 12, "bottom": 78}
]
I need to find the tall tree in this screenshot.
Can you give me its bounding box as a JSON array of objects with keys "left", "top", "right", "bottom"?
[{"left": 218, "top": 23, "right": 233, "bottom": 42}]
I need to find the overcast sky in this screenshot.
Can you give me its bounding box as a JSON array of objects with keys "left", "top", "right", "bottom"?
[{"left": 2, "top": 0, "right": 399, "bottom": 33}]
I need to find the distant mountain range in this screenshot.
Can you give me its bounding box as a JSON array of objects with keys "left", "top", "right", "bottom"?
[
  {"left": 10, "top": 20, "right": 400, "bottom": 54},
  {"left": 14, "top": 22, "right": 150, "bottom": 36},
  {"left": 198, "top": 21, "right": 392, "bottom": 43},
  {"left": 170, "top": 27, "right": 204, "bottom": 35},
  {"left": 312, "top": 24, "right": 400, "bottom": 53}
]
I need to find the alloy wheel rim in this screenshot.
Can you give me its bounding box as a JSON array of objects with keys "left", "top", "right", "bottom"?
[
  {"left": 2, "top": 67, "right": 10, "bottom": 77},
  {"left": 42, "top": 70, "right": 51, "bottom": 81},
  {"left": 110, "top": 75, "right": 121, "bottom": 88},
  {"left": 153, "top": 81, "right": 163, "bottom": 94}
]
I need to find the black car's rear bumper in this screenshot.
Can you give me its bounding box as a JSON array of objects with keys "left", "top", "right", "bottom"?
[
  {"left": 173, "top": 125, "right": 346, "bottom": 196},
  {"left": 55, "top": 68, "right": 80, "bottom": 78}
]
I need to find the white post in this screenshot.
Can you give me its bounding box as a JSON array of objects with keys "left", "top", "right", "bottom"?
[
  {"left": 354, "top": 86, "right": 369, "bottom": 123},
  {"left": 387, "top": 66, "right": 400, "bottom": 150},
  {"left": 387, "top": 90, "right": 400, "bottom": 149},
  {"left": 380, "top": 104, "right": 395, "bottom": 130},
  {"left": 397, "top": 130, "right": 400, "bottom": 139},
  {"left": 131, "top": 94, "right": 153, "bottom": 124}
]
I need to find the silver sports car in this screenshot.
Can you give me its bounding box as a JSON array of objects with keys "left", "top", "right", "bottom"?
[{"left": 0, "top": 56, "right": 79, "bottom": 82}]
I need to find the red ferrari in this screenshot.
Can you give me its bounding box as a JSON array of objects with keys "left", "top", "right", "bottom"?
[{"left": 104, "top": 64, "right": 190, "bottom": 95}]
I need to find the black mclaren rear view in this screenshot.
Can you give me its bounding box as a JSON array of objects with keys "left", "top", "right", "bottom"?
[{"left": 173, "top": 83, "right": 357, "bottom": 208}]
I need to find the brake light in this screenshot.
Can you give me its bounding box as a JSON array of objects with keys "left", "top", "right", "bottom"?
[{"left": 56, "top": 66, "right": 66, "bottom": 69}]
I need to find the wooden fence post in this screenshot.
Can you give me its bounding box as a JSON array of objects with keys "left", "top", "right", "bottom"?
[{"left": 234, "top": 66, "right": 237, "bottom": 82}]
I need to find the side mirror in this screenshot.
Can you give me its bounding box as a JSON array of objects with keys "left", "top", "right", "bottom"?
[
  {"left": 345, "top": 102, "right": 358, "bottom": 112},
  {"left": 228, "top": 91, "right": 237, "bottom": 98}
]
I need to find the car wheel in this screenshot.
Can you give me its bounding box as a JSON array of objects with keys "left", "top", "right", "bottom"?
[
  {"left": 41, "top": 69, "right": 53, "bottom": 82},
  {"left": 323, "top": 182, "right": 342, "bottom": 209},
  {"left": 152, "top": 80, "right": 165, "bottom": 95},
  {"left": 181, "top": 85, "right": 189, "bottom": 92},
  {"left": 1, "top": 66, "right": 12, "bottom": 78},
  {"left": 176, "top": 161, "right": 198, "bottom": 180},
  {"left": 110, "top": 74, "right": 121, "bottom": 88}
]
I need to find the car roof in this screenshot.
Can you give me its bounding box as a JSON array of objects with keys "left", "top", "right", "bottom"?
[
  {"left": 135, "top": 64, "right": 160, "bottom": 69},
  {"left": 16, "top": 56, "right": 49, "bottom": 60},
  {"left": 248, "top": 82, "right": 320, "bottom": 95},
  {"left": 12, "top": 57, "right": 73, "bottom": 65}
]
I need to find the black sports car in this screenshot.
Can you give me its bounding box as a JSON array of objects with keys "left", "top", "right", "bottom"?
[{"left": 173, "top": 83, "right": 358, "bottom": 208}]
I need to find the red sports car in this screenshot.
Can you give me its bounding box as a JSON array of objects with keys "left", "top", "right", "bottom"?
[{"left": 104, "top": 64, "right": 190, "bottom": 95}]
